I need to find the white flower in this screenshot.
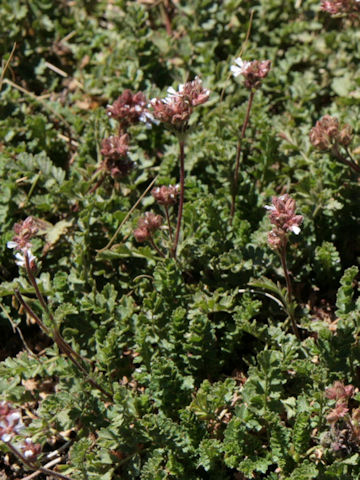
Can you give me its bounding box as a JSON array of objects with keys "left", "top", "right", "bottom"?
[
  {"left": 290, "top": 225, "right": 301, "bottom": 235},
  {"left": 0, "top": 431, "right": 11, "bottom": 442},
  {"left": 230, "top": 57, "right": 251, "bottom": 77},
  {"left": 264, "top": 205, "right": 276, "bottom": 211},
  {"left": 7, "top": 240, "right": 18, "bottom": 250},
  {"left": 139, "top": 110, "right": 159, "bottom": 128},
  {"left": 14, "top": 250, "right": 36, "bottom": 268}
]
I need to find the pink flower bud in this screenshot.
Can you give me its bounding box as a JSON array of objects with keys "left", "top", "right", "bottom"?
[{"left": 151, "top": 185, "right": 180, "bottom": 206}]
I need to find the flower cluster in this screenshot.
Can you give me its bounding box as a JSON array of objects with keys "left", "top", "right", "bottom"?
[
  {"left": 320, "top": 0, "right": 360, "bottom": 15},
  {"left": 21, "top": 437, "right": 42, "bottom": 460},
  {"left": 107, "top": 89, "right": 155, "bottom": 129},
  {"left": 7, "top": 217, "right": 38, "bottom": 268},
  {"left": 309, "top": 115, "right": 352, "bottom": 151},
  {"left": 100, "top": 134, "right": 134, "bottom": 179},
  {"left": 151, "top": 184, "right": 180, "bottom": 206},
  {"left": 231, "top": 57, "right": 271, "bottom": 90},
  {"left": 134, "top": 212, "right": 163, "bottom": 242},
  {"left": 266, "top": 194, "right": 303, "bottom": 250},
  {"left": 0, "top": 402, "right": 24, "bottom": 442},
  {"left": 325, "top": 381, "right": 355, "bottom": 424},
  {"left": 0, "top": 402, "right": 41, "bottom": 461},
  {"left": 150, "top": 76, "right": 210, "bottom": 131}
]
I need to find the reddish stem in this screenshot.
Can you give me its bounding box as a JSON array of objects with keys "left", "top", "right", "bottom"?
[
  {"left": 279, "top": 246, "right": 300, "bottom": 339},
  {"left": 164, "top": 205, "right": 173, "bottom": 242},
  {"left": 332, "top": 145, "right": 360, "bottom": 174},
  {"left": 22, "top": 253, "right": 113, "bottom": 401},
  {"left": 173, "top": 138, "right": 185, "bottom": 258},
  {"left": 148, "top": 233, "right": 165, "bottom": 258},
  {"left": 6, "top": 442, "right": 75, "bottom": 480},
  {"left": 230, "top": 90, "right": 255, "bottom": 223}
]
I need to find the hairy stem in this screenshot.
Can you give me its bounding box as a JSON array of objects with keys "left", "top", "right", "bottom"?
[
  {"left": 173, "top": 138, "right": 185, "bottom": 258},
  {"left": 164, "top": 205, "right": 173, "bottom": 243},
  {"left": 6, "top": 442, "right": 75, "bottom": 480},
  {"left": 148, "top": 233, "right": 165, "bottom": 258},
  {"left": 22, "top": 254, "right": 113, "bottom": 401},
  {"left": 279, "top": 246, "right": 300, "bottom": 339},
  {"left": 332, "top": 145, "right": 360, "bottom": 174},
  {"left": 230, "top": 90, "right": 255, "bottom": 223}
]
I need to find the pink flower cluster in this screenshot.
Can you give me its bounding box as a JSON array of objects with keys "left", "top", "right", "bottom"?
[
  {"left": 151, "top": 185, "right": 180, "bottom": 206},
  {"left": 134, "top": 212, "right": 163, "bottom": 242},
  {"left": 266, "top": 194, "right": 303, "bottom": 250},
  {"left": 231, "top": 58, "right": 271, "bottom": 90},
  {"left": 321, "top": 0, "right": 360, "bottom": 15},
  {"left": 107, "top": 89, "right": 154, "bottom": 129},
  {"left": 150, "top": 76, "right": 210, "bottom": 130},
  {"left": 0, "top": 402, "right": 24, "bottom": 443},
  {"left": 309, "top": 115, "right": 352, "bottom": 151},
  {"left": 325, "top": 381, "right": 354, "bottom": 425},
  {"left": 7, "top": 217, "right": 38, "bottom": 268},
  {"left": 100, "top": 134, "right": 134, "bottom": 179},
  {"left": 0, "top": 402, "right": 41, "bottom": 461}
]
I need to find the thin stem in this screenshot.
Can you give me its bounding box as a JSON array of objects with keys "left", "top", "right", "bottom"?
[
  {"left": 230, "top": 89, "right": 255, "bottom": 223},
  {"left": 164, "top": 205, "right": 173, "bottom": 242},
  {"left": 15, "top": 289, "right": 50, "bottom": 335},
  {"left": 24, "top": 253, "right": 84, "bottom": 364},
  {"left": 88, "top": 174, "right": 106, "bottom": 195},
  {"left": 148, "top": 233, "right": 165, "bottom": 258},
  {"left": 97, "top": 175, "right": 158, "bottom": 253},
  {"left": 173, "top": 138, "right": 185, "bottom": 258},
  {"left": 332, "top": 145, "right": 360, "bottom": 174},
  {"left": 6, "top": 442, "right": 75, "bottom": 480},
  {"left": 279, "top": 246, "right": 300, "bottom": 340},
  {"left": 160, "top": 1, "right": 173, "bottom": 36},
  {"left": 20, "top": 256, "right": 113, "bottom": 402},
  {"left": 15, "top": 288, "right": 113, "bottom": 401}
]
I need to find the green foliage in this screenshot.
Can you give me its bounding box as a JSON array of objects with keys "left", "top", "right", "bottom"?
[{"left": 2, "top": 0, "right": 360, "bottom": 478}]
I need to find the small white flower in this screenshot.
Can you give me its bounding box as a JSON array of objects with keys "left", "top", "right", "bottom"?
[
  {"left": 290, "top": 225, "right": 301, "bottom": 235},
  {"left": 230, "top": 57, "right": 251, "bottom": 77},
  {"left": 139, "top": 111, "right": 159, "bottom": 128},
  {"left": 167, "top": 86, "right": 178, "bottom": 96},
  {"left": 15, "top": 250, "right": 36, "bottom": 268},
  {"left": 1, "top": 432, "right": 11, "bottom": 442},
  {"left": 264, "top": 205, "right": 276, "bottom": 211},
  {"left": 7, "top": 240, "right": 18, "bottom": 250}
]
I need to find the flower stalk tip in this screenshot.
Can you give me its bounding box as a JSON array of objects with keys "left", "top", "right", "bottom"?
[{"left": 231, "top": 57, "right": 271, "bottom": 90}]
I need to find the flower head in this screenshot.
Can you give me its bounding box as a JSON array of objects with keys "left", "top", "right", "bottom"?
[
  {"left": 265, "top": 194, "right": 303, "bottom": 251},
  {"left": 309, "top": 115, "right": 352, "bottom": 151},
  {"left": 107, "top": 90, "right": 155, "bottom": 129},
  {"left": 7, "top": 217, "right": 39, "bottom": 252},
  {"left": 151, "top": 185, "right": 180, "bottom": 206},
  {"left": 21, "top": 437, "right": 42, "bottom": 460},
  {"left": 100, "top": 134, "right": 134, "bottom": 179},
  {"left": 134, "top": 212, "right": 163, "bottom": 243},
  {"left": 101, "top": 134, "right": 129, "bottom": 160},
  {"left": 326, "top": 403, "right": 349, "bottom": 425},
  {"left": 0, "top": 402, "right": 24, "bottom": 443},
  {"left": 325, "top": 381, "right": 354, "bottom": 402},
  {"left": 266, "top": 194, "right": 303, "bottom": 235},
  {"left": 150, "top": 76, "right": 209, "bottom": 131},
  {"left": 231, "top": 58, "right": 271, "bottom": 89},
  {"left": 320, "top": 0, "right": 360, "bottom": 15}
]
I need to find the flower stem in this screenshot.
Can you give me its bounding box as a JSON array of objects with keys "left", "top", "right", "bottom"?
[
  {"left": 173, "top": 138, "right": 185, "bottom": 258},
  {"left": 279, "top": 246, "right": 300, "bottom": 339},
  {"left": 332, "top": 145, "right": 360, "bottom": 174},
  {"left": 6, "top": 442, "right": 75, "bottom": 480},
  {"left": 164, "top": 205, "right": 173, "bottom": 243},
  {"left": 148, "top": 233, "right": 165, "bottom": 258},
  {"left": 230, "top": 90, "right": 255, "bottom": 223},
  {"left": 22, "top": 254, "right": 113, "bottom": 401}
]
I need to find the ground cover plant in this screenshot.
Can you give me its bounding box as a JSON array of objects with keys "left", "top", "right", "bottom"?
[{"left": 1, "top": 0, "right": 360, "bottom": 478}]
